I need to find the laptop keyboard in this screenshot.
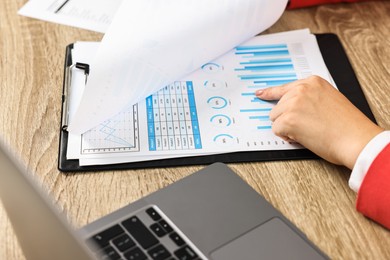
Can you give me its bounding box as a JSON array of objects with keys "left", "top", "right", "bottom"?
[{"left": 87, "top": 206, "right": 202, "bottom": 260}]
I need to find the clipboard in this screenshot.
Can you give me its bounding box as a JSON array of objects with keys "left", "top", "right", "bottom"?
[{"left": 58, "top": 33, "right": 376, "bottom": 172}]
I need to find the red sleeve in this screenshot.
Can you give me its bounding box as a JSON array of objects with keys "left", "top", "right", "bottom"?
[
  {"left": 356, "top": 143, "right": 390, "bottom": 229},
  {"left": 288, "top": 0, "right": 378, "bottom": 9}
]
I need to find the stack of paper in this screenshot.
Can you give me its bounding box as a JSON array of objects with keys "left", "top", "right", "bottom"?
[{"left": 22, "top": 0, "right": 336, "bottom": 167}]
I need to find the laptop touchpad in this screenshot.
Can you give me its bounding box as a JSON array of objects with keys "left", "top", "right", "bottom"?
[{"left": 210, "top": 218, "right": 326, "bottom": 260}]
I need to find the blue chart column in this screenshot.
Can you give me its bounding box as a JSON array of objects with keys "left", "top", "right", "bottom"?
[
  {"left": 187, "top": 81, "right": 202, "bottom": 149},
  {"left": 146, "top": 96, "right": 156, "bottom": 151}
]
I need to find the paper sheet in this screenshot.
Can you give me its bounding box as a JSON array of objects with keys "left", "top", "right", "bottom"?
[
  {"left": 68, "top": 0, "right": 288, "bottom": 134},
  {"left": 66, "top": 29, "right": 337, "bottom": 166},
  {"left": 18, "top": 0, "right": 121, "bottom": 33}
]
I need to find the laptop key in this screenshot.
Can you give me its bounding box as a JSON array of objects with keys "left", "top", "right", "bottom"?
[
  {"left": 159, "top": 219, "right": 173, "bottom": 233},
  {"left": 174, "top": 245, "right": 198, "bottom": 260},
  {"left": 123, "top": 247, "right": 147, "bottom": 260},
  {"left": 148, "top": 244, "right": 171, "bottom": 260},
  {"left": 146, "top": 207, "right": 162, "bottom": 221},
  {"left": 122, "top": 216, "right": 159, "bottom": 249},
  {"left": 99, "top": 245, "right": 121, "bottom": 260},
  {"left": 150, "top": 223, "right": 167, "bottom": 237},
  {"left": 169, "top": 232, "right": 185, "bottom": 247},
  {"left": 90, "top": 224, "right": 125, "bottom": 248},
  {"left": 112, "top": 234, "right": 136, "bottom": 252}
]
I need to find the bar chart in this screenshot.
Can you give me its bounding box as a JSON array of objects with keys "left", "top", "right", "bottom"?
[{"left": 235, "top": 43, "right": 298, "bottom": 131}]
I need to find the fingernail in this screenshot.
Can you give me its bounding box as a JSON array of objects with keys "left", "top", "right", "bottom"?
[{"left": 256, "top": 90, "right": 263, "bottom": 96}]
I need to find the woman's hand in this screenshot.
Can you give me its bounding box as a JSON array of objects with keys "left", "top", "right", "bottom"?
[{"left": 256, "top": 75, "right": 384, "bottom": 169}]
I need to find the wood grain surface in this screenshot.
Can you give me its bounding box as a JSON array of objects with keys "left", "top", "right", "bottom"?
[{"left": 1, "top": 1, "right": 389, "bottom": 259}]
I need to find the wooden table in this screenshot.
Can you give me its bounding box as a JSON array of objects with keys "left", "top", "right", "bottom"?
[{"left": 1, "top": 1, "right": 389, "bottom": 259}]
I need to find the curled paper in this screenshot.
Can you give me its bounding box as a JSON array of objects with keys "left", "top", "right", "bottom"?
[{"left": 68, "top": 0, "right": 288, "bottom": 133}]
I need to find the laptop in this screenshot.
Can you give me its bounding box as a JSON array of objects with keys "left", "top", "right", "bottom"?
[{"left": 0, "top": 138, "right": 328, "bottom": 260}]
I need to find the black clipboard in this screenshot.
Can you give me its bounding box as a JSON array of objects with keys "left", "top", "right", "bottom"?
[{"left": 58, "top": 34, "right": 376, "bottom": 172}]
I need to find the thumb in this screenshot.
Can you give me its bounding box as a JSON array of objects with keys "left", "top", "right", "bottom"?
[{"left": 255, "top": 84, "right": 292, "bottom": 101}]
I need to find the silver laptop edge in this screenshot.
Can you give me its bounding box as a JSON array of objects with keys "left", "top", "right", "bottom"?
[
  {"left": 0, "top": 136, "right": 328, "bottom": 259},
  {"left": 0, "top": 138, "right": 94, "bottom": 259}
]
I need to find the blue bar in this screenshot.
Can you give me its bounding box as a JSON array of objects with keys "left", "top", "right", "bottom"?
[
  {"left": 235, "top": 64, "right": 294, "bottom": 71},
  {"left": 147, "top": 109, "right": 154, "bottom": 122},
  {"left": 192, "top": 120, "right": 200, "bottom": 134},
  {"left": 148, "top": 137, "right": 156, "bottom": 151},
  {"left": 240, "top": 108, "right": 272, "bottom": 113},
  {"left": 187, "top": 82, "right": 197, "bottom": 108},
  {"left": 236, "top": 44, "right": 287, "bottom": 51},
  {"left": 249, "top": 116, "right": 270, "bottom": 121},
  {"left": 148, "top": 123, "right": 156, "bottom": 139},
  {"left": 186, "top": 81, "right": 194, "bottom": 93},
  {"left": 238, "top": 74, "right": 296, "bottom": 80},
  {"left": 235, "top": 50, "right": 289, "bottom": 56},
  {"left": 257, "top": 126, "right": 272, "bottom": 130},
  {"left": 192, "top": 119, "right": 202, "bottom": 149},
  {"left": 146, "top": 95, "right": 153, "bottom": 109},
  {"left": 253, "top": 79, "right": 295, "bottom": 86},
  {"left": 188, "top": 94, "right": 196, "bottom": 108},
  {"left": 241, "top": 92, "right": 256, "bottom": 96},
  {"left": 186, "top": 81, "right": 202, "bottom": 149},
  {"left": 190, "top": 109, "right": 198, "bottom": 121},
  {"left": 188, "top": 90, "right": 198, "bottom": 122},
  {"left": 146, "top": 95, "right": 156, "bottom": 151},
  {"left": 251, "top": 98, "right": 269, "bottom": 104},
  {"left": 246, "top": 84, "right": 267, "bottom": 89},
  {"left": 194, "top": 135, "right": 202, "bottom": 149},
  {"left": 240, "top": 58, "right": 292, "bottom": 65}
]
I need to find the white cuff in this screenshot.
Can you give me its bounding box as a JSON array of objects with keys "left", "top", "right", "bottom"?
[{"left": 349, "top": 131, "right": 390, "bottom": 192}]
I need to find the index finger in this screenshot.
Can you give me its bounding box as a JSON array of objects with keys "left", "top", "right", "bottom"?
[{"left": 255, "top": 80, "right": 300, "bottom": 101}]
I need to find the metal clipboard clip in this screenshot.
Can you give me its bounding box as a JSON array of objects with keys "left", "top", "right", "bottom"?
[{"left": 61, "top": 62, "right": 90, "bottom": 131}]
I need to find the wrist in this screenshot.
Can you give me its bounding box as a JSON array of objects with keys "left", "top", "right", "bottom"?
[
  {"left": 349, "top": 131, "right": 390, "bottom": 192},
  {"left": 343, "top": 125, "right": 384, "bottom": 169}
]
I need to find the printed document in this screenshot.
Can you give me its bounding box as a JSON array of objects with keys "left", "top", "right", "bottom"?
[
  {"left": 66, "top": 29, "right": 336, "bottom": 166},
  {"left": 18, "top": 0, "right": 121, "bottom": 32}
]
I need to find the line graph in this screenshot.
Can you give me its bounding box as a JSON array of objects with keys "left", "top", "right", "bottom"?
[{"left": 81, "top": 105, "right": 139, "bottom": 154}]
